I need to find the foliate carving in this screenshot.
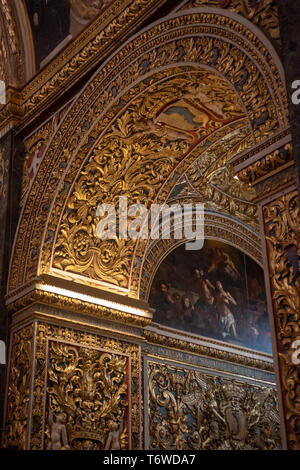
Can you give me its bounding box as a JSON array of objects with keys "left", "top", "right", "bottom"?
[
  {"left": 0, "top": 0, "right": 24, "bottom": 85},
  {"left": 149, "top": 362, "right": 281, "bottom": 450},
  {"left": 46, "top": 342, "right": 129, "bottom": 450},
  {"left": 238, "top": 143, "right": 294, "bottom": 186},
  {"left": 21, "top": 116, "right": 59, "bottom": 206},
  {"left": 29, "top": 323, "right": 141, "bottom": 450},
  {"left": 140, "top": 212, "right": 262, "bottom": 301},
  {"left": 263, "top": 191, "right": 300, "bottom": 449},
  {"left": 8, "top": 13, "right": 288, "bottom": 294},
  {"left": 52, "top": 70, "right": 244, "bottom": 288},
  {"left": 3, "top": 325, "right": 34, "bottom": 450},
  {"left": 182, "top": 0, "right": 280, "bottom": 44}
]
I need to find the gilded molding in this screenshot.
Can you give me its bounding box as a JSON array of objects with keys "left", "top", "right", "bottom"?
[
  {"left": 144, "top": 330, "right": 274, "bottom": 373},
  {"left": 263, "top": 190, "right": 300, "bottom": 449},
  {"left": 7, "top": 288, "right": 152, "bottom": 329},
  {"left": 8, "top": 12, "right": 288, "bottom": 296},
  {"left": 237, "top": 143, "right": 294, "bottom": 186}
]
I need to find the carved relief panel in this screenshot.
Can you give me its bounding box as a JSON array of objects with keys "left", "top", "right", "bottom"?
[
  {"left": 3, "top": 321, "right": 142, "bottom": 450},
  {"left": 147, "top": 360, "right": 281, "bottom": 450}
]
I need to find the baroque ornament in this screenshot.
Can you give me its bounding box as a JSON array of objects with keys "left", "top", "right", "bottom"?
[
  {"left": 263, "top": 191, "right": 300, "bottom": 449},
  {"left": 46, "top": 341, "right": 129, "bottom": 450},
  {"left": 181, "top": 0, "right": 280, "bottom": 43},
  {"left": 3, "top": 326, "right": 33, "bottom": 450},
  {"left": 52, "top": 70, "right": 246, "bottom": 289},
  {"left": 28, "top": 323, "right": 141, "bottom": 450},
  {"left": 8, "top": 12, "right": 288, "bottom": 296},
  {"left": 149, "top": 362, "right": 281, "bottom": 450}
]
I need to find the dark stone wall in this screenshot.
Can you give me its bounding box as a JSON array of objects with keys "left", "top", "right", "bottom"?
[
  {"left": 277, "top": 0, "right": 300, "bottom": 192},
  {"left": 0, "top": 131, "right": 25, "bottom": 445}
]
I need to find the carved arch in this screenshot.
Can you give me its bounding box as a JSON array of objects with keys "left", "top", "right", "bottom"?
[{"left": 7, "top": 9, "right": 288, "bottom": 300}]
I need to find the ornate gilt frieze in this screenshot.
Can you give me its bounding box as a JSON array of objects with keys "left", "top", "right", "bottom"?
[
  {"left": 144, "top": 331, "right": 273, "bottom": 373},
  {"left": 180, "top": 0, "right": 280, "bottom": 45},
  {"left": 148, "top": 361, "right": 281, "bottom": 450},
  {"left": 6, "top": 288, "right": 152, "bottom": 329},
  {"left": 263, "top": 190, "right": 300, "bottom": 449}
]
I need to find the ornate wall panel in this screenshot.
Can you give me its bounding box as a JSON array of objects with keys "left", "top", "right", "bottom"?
[
  {"left": 146, "top": 359, "right": 281, "bottom": 450},
  {"left": 262, "top": 190, "right": 300, "bottom": 449},
  {"left": 3, "top": 321, "right": 142, "bottom": 450}
]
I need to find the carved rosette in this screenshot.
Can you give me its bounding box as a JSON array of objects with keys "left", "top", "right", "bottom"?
[
  {"left": 148, "top": 361, "right": 281, "bottom": 450},
  {"left": 263, "top": 190, "right": 300, "bottom": 449}
]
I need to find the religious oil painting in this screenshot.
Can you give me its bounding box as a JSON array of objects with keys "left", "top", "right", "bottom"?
[{"left": 149, "top": 240, "right": 272, "bottom": 354}]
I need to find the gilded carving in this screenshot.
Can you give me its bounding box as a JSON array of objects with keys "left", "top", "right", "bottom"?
[
  {"left": 46, "top": 341, "right": 129, "bottom": 450},
  {"left": 181, "top": 0, "right": 280, "bottom": 43},
  {"left": 148, "top": 362, "right": 281, "bottom": 450},
  {"left": 0, "top": 0, "right": 24, "bottom": 86},
  {"left": 3, "top": 325, "right": 34, "bottom": 450},
  {"left": 144, "top": 331, "right": 273, "bottom": 372},
  {"left": 238, "top": 143, "right": 294, "bottom": 186},
  {"left": 29, "top": 323, "right": 141, "bottom": 450},
  {"left": 52, "top": 70, "right": 245, "bottom": 289},
  {"left": 263, "top": 191, "right": 300, "bottom": 449},
  {"left": 0, "top": 149, "right": 8, "bottom": 199},
  {"left": 8, "top": 14, "right": 288, "bottom": 295}
]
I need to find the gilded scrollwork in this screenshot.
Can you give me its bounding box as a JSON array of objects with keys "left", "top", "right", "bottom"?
[
  {"left": 148, "top": 362, "right": 281, "bottom": 450},
  {"left": 45, "top": 342, "right": 129, "bottom": 450},
  {"left": 181, "top": 0, "right": 280, "bottom": 44},
  {"left": 29, "top": 323, "right": 141, "bottom": 450},
  {"left": 3, "top": 325, "right": 34, "bottom": 450},
  {"left": 238, "top": 143, "right": 294, "bottom": 186},
  {"left": 8, "top": 13, "right": 288, "bottom": 295},
  {"left": 263, "top": 191, "right": 300, "bottom": 449}
]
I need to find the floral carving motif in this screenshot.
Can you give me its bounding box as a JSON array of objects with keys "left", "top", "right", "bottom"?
[{"left": 149, "top": 362, "right": 281, "bottom": 450}]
